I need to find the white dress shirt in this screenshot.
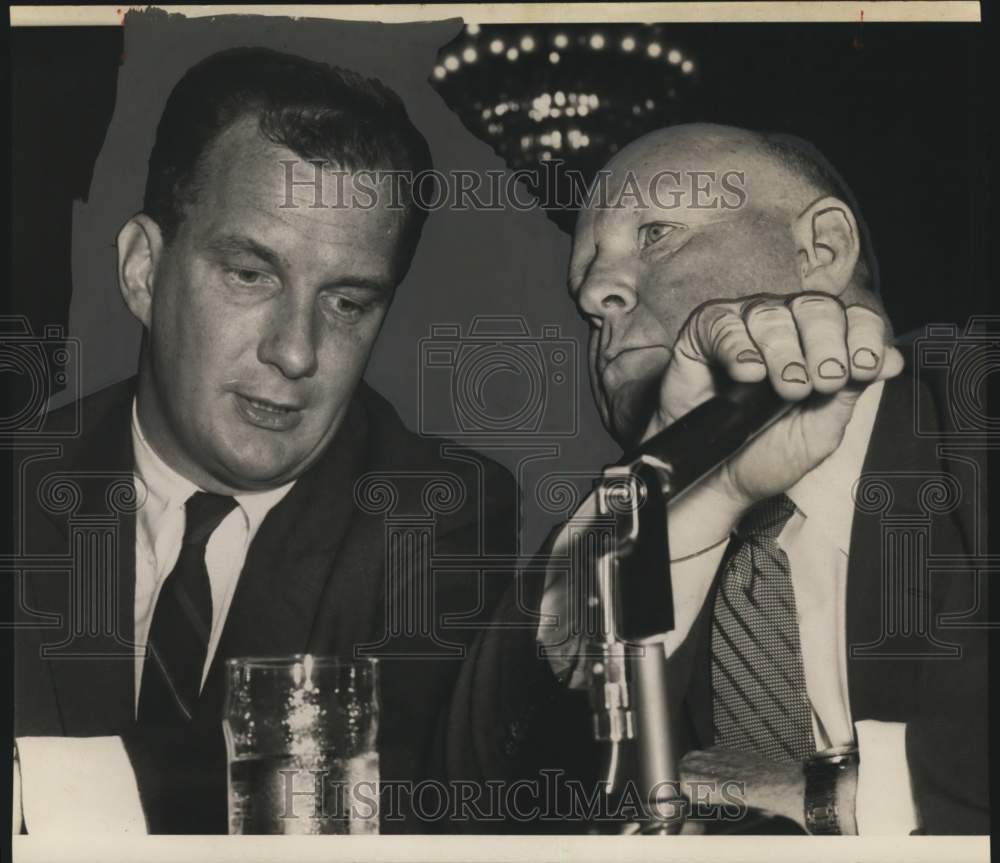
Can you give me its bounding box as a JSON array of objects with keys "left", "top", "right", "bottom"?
[
  {"left": 131, "top": 399, "right": 295, "bottom": 708},
  {"left": 539, "top": 380, "right": 920, "bottom": 834}
]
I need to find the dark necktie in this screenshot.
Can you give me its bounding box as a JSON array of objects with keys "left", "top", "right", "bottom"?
[
  {"left": 138, "top": 491, "right": 238, "bottom": 724},
  {"left": 710, "top": 494, "right": 816, "bottom": 761}
]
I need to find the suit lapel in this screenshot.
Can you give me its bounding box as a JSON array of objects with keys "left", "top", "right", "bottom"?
[
  {"left": 843, "top": 378, "right": 905, "bottom": 720},
  {"left": 844, "top": 372, "right": 969, "bottom": 722},
  {"left": 29, "top": 382, "right": 138, "bottom": 734},
  {"left": 197, "top": 397, "right": 371, "bottom": 719}
]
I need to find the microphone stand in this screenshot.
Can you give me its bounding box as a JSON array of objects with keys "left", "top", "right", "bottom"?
[
  {"left": 586, "top": 380, "right": 794, "bottom": 835},
  {"left": 589, "top": 458, "right": 685, "bottom": 834}
]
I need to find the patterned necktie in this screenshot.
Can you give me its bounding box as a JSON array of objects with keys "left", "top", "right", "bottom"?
[
  {"left": 138, "top": 491, "right": 238, "bottom": 724},
  {"left": 710, "top": 493, "right": 815, "bottom": 761}
]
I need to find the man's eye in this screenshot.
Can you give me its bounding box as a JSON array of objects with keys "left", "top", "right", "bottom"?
[
  {"left": 224, "top": 267, "right": 275, "bottom": 289},
  {"left": 325, "top": 294, "right": 368, "bottom": 322},
  {"left": 638, "top": 222, "right": 677, "bottom": 250}
]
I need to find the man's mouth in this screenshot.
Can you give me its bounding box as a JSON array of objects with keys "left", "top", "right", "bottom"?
[
  {"left": 246, "top": 395, "right": 297, "bottom": 413},
  {"left": 599, "top": 344, "right": 670, "bottom": 378},
  {"left": 233, "top": 392, "right": 304, "bottom": 431}
]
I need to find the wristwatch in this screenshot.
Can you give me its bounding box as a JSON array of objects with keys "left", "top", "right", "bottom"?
[{"left": 803, "top": 745, "right": 859, "bottom": 835}]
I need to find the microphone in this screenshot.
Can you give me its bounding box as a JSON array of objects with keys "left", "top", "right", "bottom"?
[
  {"left": 610, "top": 378, "right": 798, "bottom": 644},
  {"left": 621, "top": 379, "right": 795, "bottom": 499},
  {"left": 596, "top": 380, "right": 795, "bottom": 833}
]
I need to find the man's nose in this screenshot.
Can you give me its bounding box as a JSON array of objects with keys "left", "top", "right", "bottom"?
[
  {"left": 576, "top": 258, "right": 639, "bottom": 321},
  {"left": 257, "top": 294, "right": 319, "bottom": 380}
]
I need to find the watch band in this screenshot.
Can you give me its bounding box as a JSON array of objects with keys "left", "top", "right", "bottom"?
[{"left": 804, "top": 746, "right": 858, "bottom": 835}]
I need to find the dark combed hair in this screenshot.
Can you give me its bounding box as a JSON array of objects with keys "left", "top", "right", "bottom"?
[
  {"left": 143, "top": 46, "right": 433, "bottom": 275},
  {"left": 756, "top": 131, "right": 879, "bottom": 295}
]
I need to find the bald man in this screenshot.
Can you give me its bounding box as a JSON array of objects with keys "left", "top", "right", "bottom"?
[{"left": 444, "top": 124, "right": 987, "bottom": 835}]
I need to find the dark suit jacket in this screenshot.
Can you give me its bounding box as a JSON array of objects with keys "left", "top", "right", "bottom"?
[
  {"left": 441, "top": 371, "right": 990, "bottom": 834},
  {"left": 13, "top": 377, "right": 518, "bottom": 833}
]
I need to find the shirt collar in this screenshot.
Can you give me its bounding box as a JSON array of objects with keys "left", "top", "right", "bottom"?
[
  {"left": 784, "top": 379, "right": 885, "bottom": 553},
  {"left": 130, "top": 398, "right": 296, "bottom": 535}
]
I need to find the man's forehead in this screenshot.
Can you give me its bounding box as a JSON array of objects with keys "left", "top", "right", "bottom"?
[
  {"left": 576, "top": 166, "right": 745, "bottom": 231},
  {"left": 203, "top": 122, "right": 363, "bottom": 205},
  {"left": 572, "top": 127, "right": 790, "bottom": 233},
  {"left": 604, "top": 137, "right": 747, "bottom": 194},
  {"left": 193, "top": 119, "right": 403, "bottom": 246}
]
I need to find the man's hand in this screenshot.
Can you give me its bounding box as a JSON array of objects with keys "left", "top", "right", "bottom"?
[
  {"left": 645, "top": 293, "right": 904, "bottom": 514},
  {"left": 680, "top": 746, "right": 859, "bottom": 834},
  {"left": 680, "top": 747, "right": 807, "bottom": 830}
]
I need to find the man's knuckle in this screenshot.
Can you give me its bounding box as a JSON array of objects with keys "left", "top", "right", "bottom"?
[
  {"left": 687, "top": 303, "right": 714, "bottom": 337},
  {"left": 845, "top": 304, "right": 884, "bottom": 327},
  {"left": 745, "top": 309, "right": 795, "bottom": 343},
  {"left": 743, "top": 296, "right": 786, "bottom": 321},
  {"left": 749, "top": 328, "right": 797, "bottom": 353},
  {"left": 789, "top": 292, "right": 844, "bottom": 313},
  {"left": 711, "top": 319, "right": 749, "bottom": 353}
]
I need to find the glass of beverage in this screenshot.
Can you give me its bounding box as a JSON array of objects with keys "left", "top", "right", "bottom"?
[{"left": 223, "top": 655, "right": 380, "bottom": 835}]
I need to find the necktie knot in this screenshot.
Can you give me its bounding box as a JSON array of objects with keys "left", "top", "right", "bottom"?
[
  {"left": 182, "top": 491, "right": 238, "bottom": 547},
  {"left": 734, "top": 493, "right": 796, "bottom": 544}
]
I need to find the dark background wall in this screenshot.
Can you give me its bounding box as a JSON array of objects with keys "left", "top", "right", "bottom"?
[{"left": 8, "top": 14, "right": 991, "bottom": 549}]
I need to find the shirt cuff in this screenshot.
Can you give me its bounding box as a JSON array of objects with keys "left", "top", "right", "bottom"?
[
  {"left": 12, "top": 749, "right": 22, "bottom": 833},
  {"left": 537, "top": 560, "right": 588, "bottom": 689},
  {"left": 14, "top": 736, "right": 148, "bottom": 834},
  {"left": 854, "top": 720, "right": 921, "bottom": 835}
]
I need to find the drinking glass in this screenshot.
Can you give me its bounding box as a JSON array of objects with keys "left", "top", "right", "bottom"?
[{"left": 223, "top": 655, "right": 379, "bottom": 834}]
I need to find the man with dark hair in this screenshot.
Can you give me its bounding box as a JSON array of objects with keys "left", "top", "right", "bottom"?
[
  {"left": 144, "top": 47, "right": 432, "bottom": 264},
  {"left": 446, "top": 123, "right": 987, "bottom": 835},
  {"left": 12, "top": 47, "right": 514, "bottom": 834}
]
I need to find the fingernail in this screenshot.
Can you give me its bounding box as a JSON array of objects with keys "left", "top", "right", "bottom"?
[
  {"left": 818, "top": 358, "right": 846, "bottom": 379},
  {"left": 737, "top": 349, "right": 764, "bottom": 364},
  {"left": 781, "top": 362, "right": 809, "bottom": 384},
  {"left": 853, "top": 348, "right": 879, "bottom": 370}
]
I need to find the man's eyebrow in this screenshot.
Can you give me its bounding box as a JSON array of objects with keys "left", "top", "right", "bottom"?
[
  {"left": 203, "top": 235, "right": 288, "bottom": 270},
  {"left": 325, "top": 274, "right": 394, "bottom": 295},
  {"left": 203, "top": 233, "right": 394, "bottom": 294}
]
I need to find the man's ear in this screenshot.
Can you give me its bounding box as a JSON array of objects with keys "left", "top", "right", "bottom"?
[
  {"left": 791, "top": 197, "right": 860, "bottom": 297},
  {"left": 116, "top": 214, "right": 164, "bottom": 328}
]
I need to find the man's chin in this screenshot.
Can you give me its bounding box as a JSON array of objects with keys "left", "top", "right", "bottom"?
[
  {"left": 208, "top": 447, "right": 312, "bottom": 492},
  {"left": 606, "top": 378, "right": 662, "bottom": 450}
]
